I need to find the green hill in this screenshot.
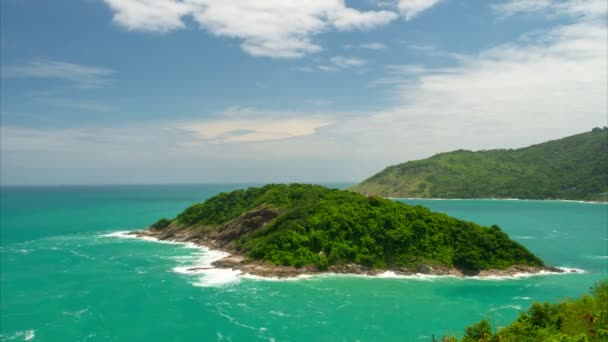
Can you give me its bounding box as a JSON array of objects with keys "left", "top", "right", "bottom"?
[
  {"left": 444, "top": 281, "right": 608, "bottom": 341},
  {"left": 351, "top": 127, "right": 608, "bottom": 201},
  {"left": 149, "top": 184, "right": 546, "bottom": 274}
]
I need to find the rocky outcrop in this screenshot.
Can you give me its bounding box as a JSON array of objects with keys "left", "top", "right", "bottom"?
[{"left": 215, "top": 206, "right": 279, "bottom": 247}]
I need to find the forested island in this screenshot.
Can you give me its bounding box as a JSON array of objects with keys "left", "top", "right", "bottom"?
[
  {"left": 133, "top": 184, "right": 562, "bottom": 277},
  {"left": 352, "top": 128, "right": 608, "bottom": 201},
  {"left": 443, "top": 281, "right": 608, "bottom": 341}
]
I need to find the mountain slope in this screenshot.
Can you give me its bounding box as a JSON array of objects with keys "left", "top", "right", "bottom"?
[
  {"left": 352, "top": 128, "right": 608, "bottom": 201},
  {"left": 147, "top": 184, "right": 547, "bottom": 275}
]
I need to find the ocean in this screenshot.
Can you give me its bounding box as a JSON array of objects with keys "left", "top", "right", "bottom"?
[{"left": 1, "top": 184, "right": 606, "bottom": 341}]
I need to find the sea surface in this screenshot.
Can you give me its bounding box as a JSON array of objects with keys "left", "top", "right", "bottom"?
[{"left": 1, "top": 184, "right": 606, "bottom": 341}]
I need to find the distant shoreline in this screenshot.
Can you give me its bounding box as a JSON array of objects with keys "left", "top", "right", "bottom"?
[
  {"left": 114, "top": 229, "right": 580, "bottom": 281},
  {"left": 388, "top": 197, "right": 607, "bottom": 204}
]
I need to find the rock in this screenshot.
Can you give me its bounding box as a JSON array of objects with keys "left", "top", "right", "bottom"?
[{"left": 211, "top": 255, "right": 245, "bottom": 268}]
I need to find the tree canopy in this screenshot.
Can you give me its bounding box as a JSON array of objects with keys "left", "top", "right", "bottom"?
[
  {"left": 352, "top": 128, "right": 608, "bottom": 201},
  {"left": 444, "top": 281, "right": 608, "bottom": 342}
]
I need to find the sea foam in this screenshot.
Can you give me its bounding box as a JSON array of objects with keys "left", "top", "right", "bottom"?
[
  {"left": 0, "top": 330, "right": 36, "bottom": 341},
  {"left": 102, "top": 231, "right": 242, "bottom": 287}
]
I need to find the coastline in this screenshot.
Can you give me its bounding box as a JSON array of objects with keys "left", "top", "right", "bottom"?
[
  {"left": 386, "top": 197, "right": 607, "bottom": 204},
  {"left": 118, "top": 228, "right": 579, "bottom": 281}
]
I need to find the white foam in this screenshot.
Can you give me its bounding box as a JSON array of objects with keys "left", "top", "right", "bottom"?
[
  {"left": 490, "top": 305, "right": 521, "bottom": 312},
  {"left": 103, "top": 230, "right": 241, "bottom": 287},
  {"left": 175, "top": 247, "right": 243, "bottom": 287},
  {"left": 101, "top": 231, "right": 133, "bottom": 238},
  {"left": 588, "top": 255, "right": 608, "bottom": 259},
  {"left": 269, "top": 310, "right": 290, "bottom": 317},
  {"left": 245, "top": 271, "right": 458, "bottom": 282},
  {"left": 513, "top": 296, "right": 531, "bottom": 300},
  {"left": 242, "top": 266, "right": 588, "bottom": 282},
  {"left": 241, "top": 273, "right": 314, "bottom": 281},
  {"left": 512, "top": 235, "right": 536, "bottom": 240},
  {"left": 191, "top": 268, "right": 242, "bottom": 287},
  {"left": 70, "top": 250, "right": 96, "bottom": 260},
  {"left": 101, "top": 231, "right": 200, "bottom": 248},
  {"left": 169, "top": 245, "right": 241, "bottom": 287},
  {"left": 557, "top": 267, "right": 586, "bottom": 273},
  {"left": 1, "top": 248, "right": 32, "bottom": 255},
  {"left": 0, "top": 330, "right": 35, "bottom": 341},
  {"left": 469, "top": 267, "right": 586, "bottom": 281},
  {"left": 24, "top": 330, "right": 35, "bottom": 341},
  {"left": 375, "top": 271, "right": 455, "bottom": 281},
  {"left": 62, "top": 307, "right": 89, "bottom": 318}
]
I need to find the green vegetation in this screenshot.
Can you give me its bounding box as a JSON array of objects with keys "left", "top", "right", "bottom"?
[
  {"left": 150, "top": 218, "right": 172, "bottom": 230},
  {"left": 442, "top": 281, "right": 608, "bottom": 341},
  {"left": 352, "top": 128, "right": 608, "bottom": 201},
  {"left": 156, "top": 184, "right": 544, "bottom": 272}
]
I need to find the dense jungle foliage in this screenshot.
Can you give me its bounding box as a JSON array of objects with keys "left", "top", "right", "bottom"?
[
  {"left": 154, "top": 184, "right": 543, "bottom": 271},
  {"left": 443, "top": 281, "right": 608, "bottom": 342},
  {"left": 352, "top": 128, "right": 608, "bottom": 201}
]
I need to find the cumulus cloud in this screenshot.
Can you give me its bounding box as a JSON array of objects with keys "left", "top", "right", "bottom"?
[
  {"left": 102, "top": 0, "right": 398, "bottom": 58},
  {"left": 1, "top": 60, "right": 114, "bottom": 88},
  {"left": 397, "top": 0, "right": 442, "bottom": 20}
]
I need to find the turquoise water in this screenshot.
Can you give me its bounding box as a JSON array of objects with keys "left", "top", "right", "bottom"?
[{"left": 1, "top": 185, "right": 606, "bottom": 341}]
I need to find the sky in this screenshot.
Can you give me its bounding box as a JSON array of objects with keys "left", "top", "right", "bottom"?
[{"left": 1, "top": 0, "right": 606, "bottom": 185}]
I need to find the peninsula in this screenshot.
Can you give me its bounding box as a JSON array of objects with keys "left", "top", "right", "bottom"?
[
  {"left": 132, "top": 184, "right": 564, "bottom": 278},
  {"left": 352, "top": 128, "right": 608, "bottom": 201}
]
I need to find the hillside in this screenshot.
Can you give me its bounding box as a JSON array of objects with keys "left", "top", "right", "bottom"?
[
  {"left": 142, "top": 184, "right": 552, "bottom": 276},
  {"left": 444, "top": 281, "right": 608, "bottom": 341},
  {"left": 351, "top": 128, "right": 608, "bottom": 201}
]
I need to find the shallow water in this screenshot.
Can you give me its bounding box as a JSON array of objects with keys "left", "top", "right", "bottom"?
[{"left": 1, "top": 185, "right": 606, "bottom": 341}]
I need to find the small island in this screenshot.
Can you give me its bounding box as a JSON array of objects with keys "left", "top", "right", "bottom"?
[{"left": 132, "top": 184, "right": 565, "bottom": 278}]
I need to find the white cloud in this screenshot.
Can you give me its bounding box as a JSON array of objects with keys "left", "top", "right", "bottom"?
[
  {"left": 104, "top": 0, "right": 193, "bottom": 32},
  {"left": 316, "top": 56, "right": 367, "bottom": 72},
  {"left": 397, "top": 0, "right": 442, "bottom": 20},
  {"left": 369, "top": 64, "right": 431, "bottom": 87},
  {"left": 407, "top": 44, "right": 466, "bottom": 60},
  {"left": 330, "top": 56, "right": 366, "bottom": 68},
  {"left": 102, "top": 0, "right": 398, "bottom": 58},
  {"left": 1, "top": 60, "right": 114, "bottom": 88},
  {"left": 360, "top": 42, "right": 387, "bottom": 50},
  {"left": 345, "top": 42, "right": 387, "bottom": 50},
  {"left": 492, "top": 0, "right": 553, "bottom": 16},
  {"left": 317, "top": 56, "right": 367, "bottom": 72},
  {"left": 181, "top": 109, "right": 333, "bottom": 143},
  {"left": 493, "top": 0, "right": 608, "bottom": 18}
]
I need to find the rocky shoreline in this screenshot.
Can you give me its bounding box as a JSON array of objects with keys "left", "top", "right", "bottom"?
[{"left": 128, "top": 228, "right": 571, "bottom": 279}]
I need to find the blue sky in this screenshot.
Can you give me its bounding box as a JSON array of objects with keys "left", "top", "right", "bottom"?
[{"left": 1, "top": 0, "right": 606, "bottom": 185}]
